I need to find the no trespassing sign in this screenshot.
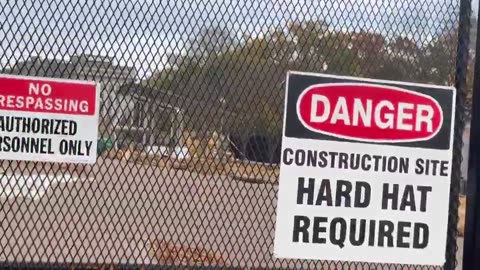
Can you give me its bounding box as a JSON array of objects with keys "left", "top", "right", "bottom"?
[{"left": 0, "top": 74, "right": 100, "bottom": 164}]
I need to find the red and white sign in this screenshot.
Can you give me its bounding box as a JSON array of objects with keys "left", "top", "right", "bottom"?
[
  {"left": 0, "top": 74, "right": 100, "bottom": 164},
  {"left": 274, "top": 71, "right": 456, "bottom": 266},
  {"left": 296, "top": 83, "right": 443, "bottom": 143}
]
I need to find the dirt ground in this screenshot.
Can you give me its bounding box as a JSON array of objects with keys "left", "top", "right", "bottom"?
[{"left": 0, "top": 157, "right": 465, "bottom": 269}]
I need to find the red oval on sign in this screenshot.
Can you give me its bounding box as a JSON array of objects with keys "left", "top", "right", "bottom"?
[{"left": 296, "top": 83, "right": 443, "bottom": 143}]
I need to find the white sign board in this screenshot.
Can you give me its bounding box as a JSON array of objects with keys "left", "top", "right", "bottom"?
[
  {"left": 0, "top": 74, "right": 100, "bottom": 164},
  {"left": 274, "top": 71, "right": 456, "bottom": 266}
]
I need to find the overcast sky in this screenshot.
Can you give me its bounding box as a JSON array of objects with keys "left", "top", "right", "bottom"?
[
  {"left": 474, "top": 0, "right": 479, "bottom": 16},
  {"left": 0, "top": 0, "right": 475, "bottom": 79}
]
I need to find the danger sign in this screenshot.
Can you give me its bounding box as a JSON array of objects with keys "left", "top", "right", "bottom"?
[
  {"left": 274, "top": 71, "right": 455, "bottom": 266},
  {"left": 0, "top": 74, "right": 100, "bottom": 164}
]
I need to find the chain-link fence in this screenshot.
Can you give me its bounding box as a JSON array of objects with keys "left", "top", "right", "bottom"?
[{"left": 0, "top": 0, "right": 472, "bottom": 269}]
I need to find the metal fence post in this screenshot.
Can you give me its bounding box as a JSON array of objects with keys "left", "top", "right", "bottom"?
[
  {"left": 450, "top": 0, "right": 472, "bottom": 269},
  {"left": 463, "top": 6, "right": 480, "bottom": 270}
]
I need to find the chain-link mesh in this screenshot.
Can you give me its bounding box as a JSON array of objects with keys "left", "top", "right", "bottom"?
[{"left": 0, "top": 0, "right": 470, "bottom": 269}]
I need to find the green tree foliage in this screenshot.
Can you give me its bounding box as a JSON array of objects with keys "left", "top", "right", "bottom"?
[{"left": 144, "top": 20, "right": 465, "bottom": 138}]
